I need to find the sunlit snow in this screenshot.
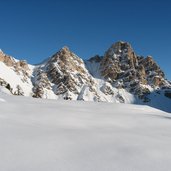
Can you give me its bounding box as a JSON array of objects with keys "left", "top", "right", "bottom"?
[{"left": 0, "top": 89, "right": 171, "bottom": 171}]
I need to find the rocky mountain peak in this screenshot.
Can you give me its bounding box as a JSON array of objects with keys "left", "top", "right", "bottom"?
[
  {"left": 105, "top": 41, "right": 134, "bottom": 58},
  {"left": 100, "top": 41, "right": 167, "bottom": 85},
  {"left": 110, "top": 41, "right": 132, "bottom": 52},
  {"left": 89, "top": 41, "right": 171, "bottom": 103},
  {"left": 48, "top": 47, "right": 85, "bottom": 73},
  {"left": 60, "top": 46, "right": 70, "bottom": 52},
  {"left": 49, "top": 46, "right": 80, "bottom": 65},
  {"left": 100, "top": 41, "right": 137, "bottom": 82},
  {"left": 32, "top": 47, "right": 99, "bottom": 100}
]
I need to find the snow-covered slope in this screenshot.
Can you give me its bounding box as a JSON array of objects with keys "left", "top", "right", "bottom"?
[
  {"left": 0, "top": 92, "right": 171, "bottom": 171},
  {"left": 0, "top": 42, "right": 171, "bottom": 112},
  {"left": 0, "top": 62, "right": 34, "bottom": 96},
  {"left": 0, "top": 50, "right": 34, "bottom": 96}
]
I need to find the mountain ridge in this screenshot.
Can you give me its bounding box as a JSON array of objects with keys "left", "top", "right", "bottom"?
[{"left": 0, "top": 41, "right": 171, "bottom": 112}]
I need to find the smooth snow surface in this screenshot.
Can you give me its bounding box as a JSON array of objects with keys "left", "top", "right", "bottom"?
[
  {"left": 0, "top": 93, "right": 171, "bottom": 171},
  {"left": 0, "top": 98, "right": 5, "bottom": 102}
]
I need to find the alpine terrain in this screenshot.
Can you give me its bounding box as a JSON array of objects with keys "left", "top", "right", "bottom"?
[
  {"left": 0, "top": 42, "right": 171, "bottom": 171},
  {"left": 0, "top": 41, "right": 171, "bottom": 112}
]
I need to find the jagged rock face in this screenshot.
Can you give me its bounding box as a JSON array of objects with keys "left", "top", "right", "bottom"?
[
  {"left": 0, "top": 50, "right": 31, "bottom": 82},
  {"left": 15, "top": 60, "right": 30, "bottom": 71},
  {"left": 100, "top": 42, "right": 140, "bottom": 85},
  {"left": 46, "top": 47, "right": 95, "bottom": 95},
  {"left": 138, "top": 56, "right": 165, "bottom": 86},
  {"left": 0, "top": 50, "right": 33, "bottom": 96},
  {"left": 100, "top": 82, "right": 114, "bottom": 96},
  {"left": 0, "top": 50, "right": 16, "bottom": 67},
  {"left": 0, "top": 50, "right": 29, "bottom": 70},
  {"left": 97, "top": 41, "right": 170, "bottom": 101},
  {"left": 32, "top": 68, "right": 51, "bottom": 98},
  {"left": 33, "top": 47, "right": 99, "bottom": 100},
  {"left": 100, "top": 42, "right": 166, "bottom": 86}
]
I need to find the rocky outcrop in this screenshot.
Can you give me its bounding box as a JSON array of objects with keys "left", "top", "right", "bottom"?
[
  {"left": 138, "top": 56, "right": 165, "bottom": 86},
  {"left": 33, "top": 47, "right": 100, "bottom": 100},
  {"left": 100, "top": 83, "right": 114, "bottom": 96},
  {"left": 32, "top": 68, "right": 51, "bottom": 98},
  {"left": 0, "top": 50, "right": 16, "bottom": 67},
  {"left": 96, "top": 41, "right": 170, "bottom": 102},
  {"left": 0, "top": 50, "right": 31, "bottom": 83},
  {"left": 100, "top": 42, "right": 138, "bottom": 82}
]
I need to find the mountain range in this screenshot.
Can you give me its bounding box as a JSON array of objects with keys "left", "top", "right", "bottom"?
[{"left": 0, "top": 41, "right": 171, "bottom": 112}]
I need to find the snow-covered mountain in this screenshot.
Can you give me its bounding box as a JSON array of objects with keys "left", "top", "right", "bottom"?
[{"left": 0, "top": 42, "right": 171, "bottom": 112}]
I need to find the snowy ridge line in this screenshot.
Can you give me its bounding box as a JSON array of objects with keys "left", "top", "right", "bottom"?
[{"left": 0, "top": 41, "right": 171, "bottom": 112}]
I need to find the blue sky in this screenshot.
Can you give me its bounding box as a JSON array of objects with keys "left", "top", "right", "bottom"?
[{"left": 0, "top": 0, "right": 170, "bottom": 79}]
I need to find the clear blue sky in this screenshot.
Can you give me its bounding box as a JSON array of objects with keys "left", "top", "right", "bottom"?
[{"left": 0, "top": 0, "right": 170, "bottom": 79}]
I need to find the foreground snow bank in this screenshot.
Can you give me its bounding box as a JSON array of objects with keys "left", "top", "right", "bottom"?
[{"left": 0, "top": 94, "right": 171, "bottom": 171}]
